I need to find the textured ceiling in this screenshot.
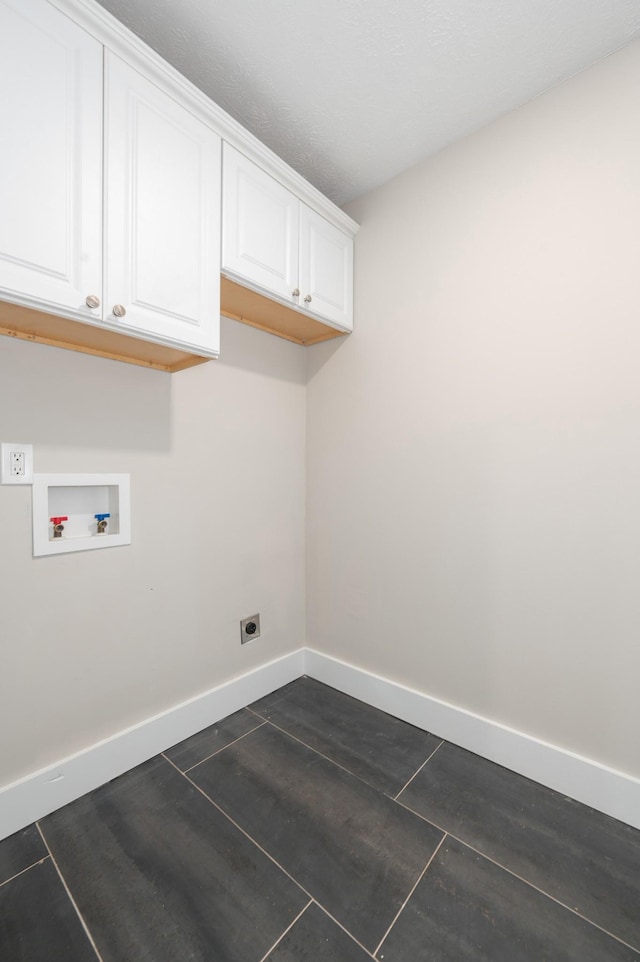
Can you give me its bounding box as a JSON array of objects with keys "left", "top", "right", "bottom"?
[{"left": 95, "top": 0, "right": 640, "bottom": 204}]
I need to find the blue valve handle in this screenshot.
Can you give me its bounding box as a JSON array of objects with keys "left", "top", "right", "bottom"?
[{"left": 94, "top": 513, "right": 111, "bottom": 521}]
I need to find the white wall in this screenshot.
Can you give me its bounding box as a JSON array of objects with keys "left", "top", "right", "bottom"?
[
  {"left": 0, "top": 317, "right": 306, "bottom": 786},
  {"left": 307, "top": 40, "right": 640, "bottom": 779}
]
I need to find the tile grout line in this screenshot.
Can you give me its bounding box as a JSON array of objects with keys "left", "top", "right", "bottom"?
[
  {"left": 392, "top": 799, "right": 640, "bottom": 956},
  {"left": 373, "top": 833, "right": 447, "bottom": 958},
  {"left": 256, "top": 716, "right": 401, "bottom": 796},
  {"left": 246, "top": 705, "right": 269, "bottom": 720},
  {"left": 35, "top": 823, "right": 105, "bottom": 962},
  {"left": 464, "top": 842, "right": 640, "bottom": 957},
  {"left": 162, "top": 753, "right": 316, "bottom": 902},
  {"left": 0, "top": 856, "right": 50, "bottom": 890},
  {"left": 257, "top": 899, "right": 313, "bottom": 962},
  {"left": 393, "top": 740, "right": 444, "bottom": 801},
  {"left": 312, "top": 900, "right": 378, "bottom": 959},
  {"left": 182, "top": 720, "right": 268, "bottom": 773},
  {"left": 249, "top": 706, "right": 447, "bottom": 806},
  {"left": 165, "top": 754, "right": 387, "bottom": 960}
]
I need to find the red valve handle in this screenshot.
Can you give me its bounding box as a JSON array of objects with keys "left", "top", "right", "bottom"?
[{"left": 50, "top": 516, "right": 68, "bottom": 524}]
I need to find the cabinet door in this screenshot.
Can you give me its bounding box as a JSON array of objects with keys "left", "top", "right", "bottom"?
[
  {"left": 0, "top": 0, "right": 102, "bottom": 316},
  {"left": 105, "top": 53, "right": 220, "bottom": 355},
  {"left": 299, "top": 206, "right": 353, "bottom": 331},
  {"left": 222, "top": 143, "right": 299, "bottom": 305}
]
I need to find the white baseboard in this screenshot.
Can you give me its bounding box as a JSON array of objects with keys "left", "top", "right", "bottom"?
[
  {"left": 0, "top": 649, "right": 305, "bottom": 842},
  {"left": 305, "top": 648, "right": 640, "bottom": 831},
  {"left": 2, "top": 645, "right": 638, "bottom": 842}
]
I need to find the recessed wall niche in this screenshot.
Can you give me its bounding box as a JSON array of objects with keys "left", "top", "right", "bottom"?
[{"left": 32, "top": 473, "right": 131, "bottom": 557}]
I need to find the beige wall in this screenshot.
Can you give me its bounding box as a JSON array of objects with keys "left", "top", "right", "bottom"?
[
  {"left": 0, "top": 317, "right": 305, "bottom": 786},
  {"left": 307, "top": 40, "right": 640, "bottom": 778}
]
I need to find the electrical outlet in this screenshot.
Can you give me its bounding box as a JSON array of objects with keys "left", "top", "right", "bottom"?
[
  {"left": 11, "top": 451, "right": 25, "bottom": 477},
  {"left": 1, "top": 442, "right": 34, "bottom": 485},
  {"left": 240, "top": 613, "right": 261, "bottom": 645}
]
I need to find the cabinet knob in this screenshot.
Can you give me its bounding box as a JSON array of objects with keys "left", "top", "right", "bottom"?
[
  {"left": 304, "top": 294, "right": 312, "bottom": 304},
  {"left": 85, "top": 295, "right": 100, "bottom": 309},
  {"left": 292, "top": 288, "right": 300, "bottom": 298},
  {"left": 112, "top": 304, "right": 127, "bottom": 318}
]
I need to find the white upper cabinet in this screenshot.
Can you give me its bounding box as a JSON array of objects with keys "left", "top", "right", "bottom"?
[
  {"left": 104, "top": 53, "right": 221, "bottom": 355},
  {"left": 222, "top": 143, "right": 354, "bottom": 332},
  {"left": 0, "top": 0, "right": 221, "bottom": 361},
  {"left": 222, "top": 145, "right": 299, "bottom": 303},
  {"left": 299, "top": 205, "right": 354, "bottom": 331},
  {"left": 0, "top": 0, "right": 102, "bottom": 315}
]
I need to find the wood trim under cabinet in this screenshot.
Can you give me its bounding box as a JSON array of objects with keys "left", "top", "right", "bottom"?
[
  {"left": 0, "top": 277, "right": 350, "bottom": 371},
  {"left": 0, "top": 301, "right": 210, "bottom": 373},
  {"left": 220, "top": 276, "right": 348, "bottom": 346}
]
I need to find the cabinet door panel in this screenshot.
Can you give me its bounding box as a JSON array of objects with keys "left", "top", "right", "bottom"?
[
  {"left": 105, "top": 52, "right": 220, "bottom": 354},
  {"left": 299, "top": 206, "right": 353, "bottom": 331},
  {"left": 222, "top": 144, "right": 299, "bottom": 303},
  {"left": 0, "top": 0, "right": 102, "bottom": 314}
]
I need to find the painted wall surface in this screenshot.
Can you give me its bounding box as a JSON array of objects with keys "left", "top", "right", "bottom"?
[
  {"left": 307, "top": 40, "right": 640, "bottom": 778},
  {"left": 0, "top": 317, "right": 305, "bottom": 786}
]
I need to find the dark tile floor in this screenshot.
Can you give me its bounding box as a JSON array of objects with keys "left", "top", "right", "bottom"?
[{"left": 1, "top": 676, "right": 639, "bottom": 961}]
